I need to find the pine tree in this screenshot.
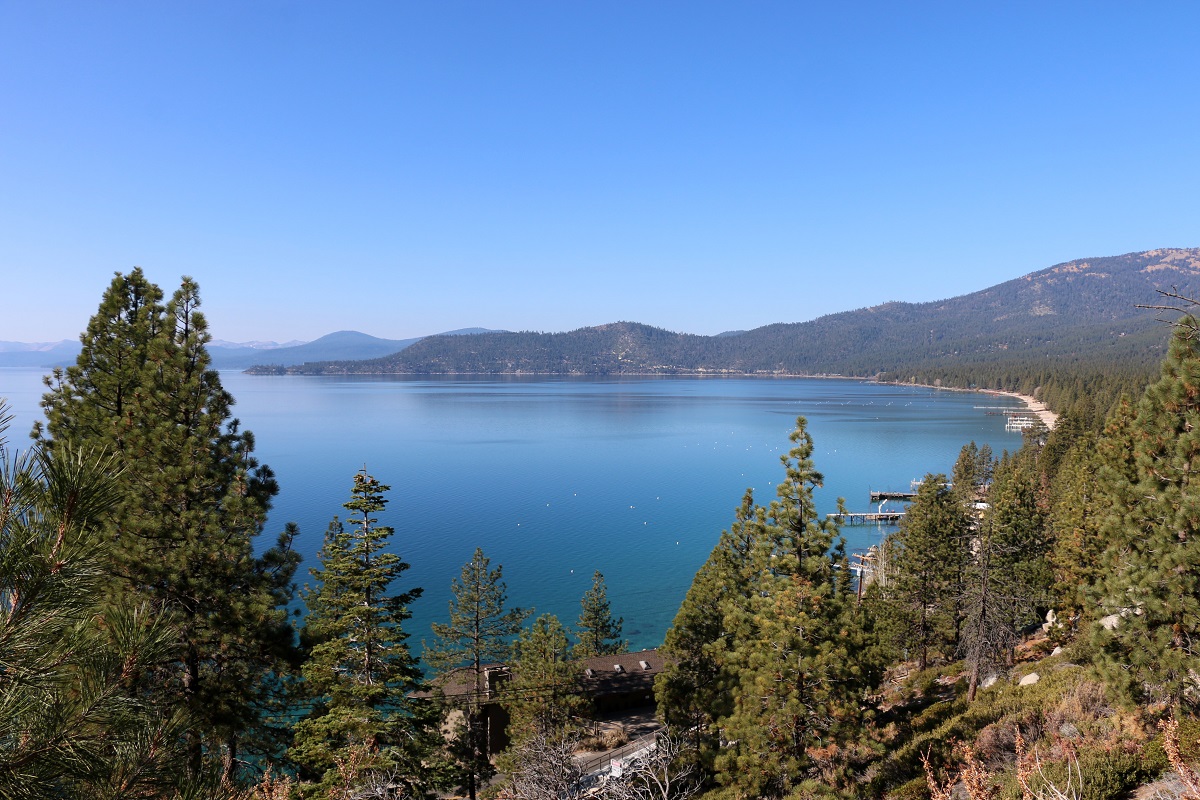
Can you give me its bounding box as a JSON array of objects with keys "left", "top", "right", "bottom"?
[
  {"left": 0, "top": 402, "right": 202, "bottom": 798},
  {"left": 987, "top": 449, "right": 1051, "bottom": 663},
  {"left": 292, "top": 470, "right": 437, "bottom": 795},
  {"left": 1047, "top": 437, "right": 1106, "bottom": 632},
  {"left": 882, "top": 473, "right": 967, "bottom": 670},
  {"left": 713, "top": 418, "right": 879, "bottom": 796},
  {"left": 575, "top": 571, "right": 626, "bottom": 658},
  {"left": 426, "top": 548, "right": 530, "bottom": 800},
  {"left": 497, "top": 613, "right": 584, "bottom": 775},
  {"left": 1095, "top": 317, "right": 1200, "bottom": 707},
  {"left": 960, "top": 449, "right": 1050, "bottom": 699},
  {"left": 656, "top": 490, "right": 761, "bottom": 759},
  {"left": 959, "top": 508, "right": 1013, "bottom": 703},
  {"left": 34, "top": 270, "right": 300, "bottom": 783}
]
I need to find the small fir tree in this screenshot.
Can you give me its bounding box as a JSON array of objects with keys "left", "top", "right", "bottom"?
[
  {"left": 656, "top": 490, "right": 762, "bottom": 758},
  {"left": 426, "top": 548, "right": 530, "bottom": 800},
  {"left": 292, "top": 470, "right": 437, "bottom": 796},
  {"left": 575, "top": 571, "right": 627, "bottom": 658},
  {"left": 987, "top": 449, "right": 1052, "bottom": 664},
  {"left": 503, "top": 614, "right": 582, "bottom": 735}
]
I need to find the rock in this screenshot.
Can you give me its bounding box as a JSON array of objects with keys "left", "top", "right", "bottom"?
[
  {"left": 1051, "top": 646, "right": 1063, "bottom": 656},
  {"left": 1100, "top": 613, "right": 1121, "bottom": 631},
  {"left": 1059, "top": 722, "right": 1080, "bottom": 739},
  {"left": 1018, "top": 672, "right": 1041, "bottom": 686},
  {"left": 981, "top": 673, "right": 999, "bottom": 689}
]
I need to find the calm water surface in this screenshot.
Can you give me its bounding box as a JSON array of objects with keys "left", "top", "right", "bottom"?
[{"left": 0, "top": 369, "right": 1026, "bottom": 652}]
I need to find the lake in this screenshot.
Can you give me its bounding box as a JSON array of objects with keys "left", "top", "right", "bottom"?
[{"left": 0, "top": 368, "right": 1026, "bottom": 653}]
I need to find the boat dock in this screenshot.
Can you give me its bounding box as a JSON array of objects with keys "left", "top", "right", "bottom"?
[
  {"left": 869, "top": 490, "right": 917, "bottom": 502},
  {"left": 827, "top": 510, "right": 905, "bottom": 525}
]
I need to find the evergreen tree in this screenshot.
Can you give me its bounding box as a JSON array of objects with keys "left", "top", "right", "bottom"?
[
  {"left": 1095, "top": 317, "right": 1200, "bottom": 707},
  {"left": 987, "top": 449, "right": 1052, "bottom": 663},
  {"left": 504, "top": 614, "right": 581, "bottom": 733},
  {"left": 1047, "top": 437, "right": 1106, "bottom": 632},
  {"left": 34, "top": 270, "right": 300, "bottom": 783},
  {"left": 950, "top": 441, "right": 993, "bottom": 506},
  {"left": 714, "top": 418, "right": 879, "bottom": 797},
  {"left": 881, "top": 473, "right": 967, "bottom": 670},
  {"left": 426, "top": 548, "right": 530, "bottom": 800},
  {"left": 656, "top": 491, "right": 761, "bottom": 760},
  {"left": 575, "top": 570, "right": 626, "bottom": 658},
  {"left": 959, "top": 507, "right": 1013, "bottom": 703},
  {"left": 0, "top": 403, "right": 201, "bottom": 798},
  {"left": 292, "top": 470, "right": 437, "bottom": 796}
]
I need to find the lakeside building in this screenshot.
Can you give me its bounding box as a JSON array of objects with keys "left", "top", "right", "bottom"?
[{"left": 416, "top": 649, "right": 665, "bottom": 756}]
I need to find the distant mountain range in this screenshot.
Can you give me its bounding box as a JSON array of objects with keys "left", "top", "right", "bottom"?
[
  {"left": 0, "top": 328, "right": 499, "bottom": 370},
  {"left": 247, "top": 248, "right": 1200, "bottom": 377}
]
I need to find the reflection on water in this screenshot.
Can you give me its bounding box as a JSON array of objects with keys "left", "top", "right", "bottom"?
[{"left": 0, "top": 369, "right": 1025, "bottom": 654}]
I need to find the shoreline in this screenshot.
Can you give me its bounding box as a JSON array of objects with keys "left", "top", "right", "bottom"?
[
  {"left": 882, "top": 380, "right": 1058, "bottom": 430},
  {"left": 239, "top": 367, "right": 1061, "bottom": 429},
  {"left": 984, "top": 389, "right": 1058, "bottom": 430}
]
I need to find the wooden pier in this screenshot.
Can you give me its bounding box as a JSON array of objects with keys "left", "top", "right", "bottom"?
[
  {"left": 869, "top": 490, "right": 917, "bottom": 503},
  {"left": 826, "top": 511, "right": 905, "bottom": 525}
]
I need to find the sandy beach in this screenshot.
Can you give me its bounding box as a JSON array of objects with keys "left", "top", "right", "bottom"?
[{"left": 982, "top": 390, "right": 1058, "bottom": 430}]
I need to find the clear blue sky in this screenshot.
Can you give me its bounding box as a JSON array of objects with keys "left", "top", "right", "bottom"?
[{"left": 3, "top": 2, "right": 1198, "bottom": 343}]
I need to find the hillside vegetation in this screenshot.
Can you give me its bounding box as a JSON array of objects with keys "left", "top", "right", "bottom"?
[
  {"left": 253, "top": 249, "right": 1199, "bottom": 384},
  {"left": 13, "top": 258, "right": 1200, "bottom": 800}
]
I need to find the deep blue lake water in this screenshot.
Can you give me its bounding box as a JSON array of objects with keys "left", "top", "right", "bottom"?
[{"left": 0, "top": 368, "right": 1025, "bottom": 653}]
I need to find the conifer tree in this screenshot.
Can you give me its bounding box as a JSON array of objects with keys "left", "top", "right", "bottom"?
[
  {"left": 1047, "top": 437, "right": 1106, "bottom": 631},
  {"left": 35, "top": 270, "right": 300, "bottom": 783},
  {"left": 714, "top": 418, "right": 879, "bottom": 797},
  {"left": 1096, "top": 317, "right": 1200, "bottom": 707},
  {"left": 292, "top": 470, "right": 437, "bottom": 796},
  {"left": 656, "top": 491, "right": 761, "bottom": 758},
  {"left": 499, "top": 614, "right": 583, "bottom": 756},
  {"left": 882, "top": 473, "right": 967, "bottom": 670},
  {"left": 987, "top": 449, "right": 1051, "bottom": 662},
  {"left": 959, "top": 508, "right": 1012, "bottom": 703},
  {"left": 575, "top": 570, "right": 627, "bottom": 658},
  {"left": 426, "top": 548, "right": 530, "bottom": 800},
  {"left": 0, "top": 402, "right": 202, "bottom": 798}
]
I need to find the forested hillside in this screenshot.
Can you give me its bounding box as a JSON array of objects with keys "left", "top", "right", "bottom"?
[
  {"left": 253, "top": 249, "right": 1199, "bottom": 386},
  {"left": 14, "top": 264, "right": 1200, "bottom": 800}
]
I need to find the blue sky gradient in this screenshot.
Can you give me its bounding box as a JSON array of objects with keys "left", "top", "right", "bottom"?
[{"left": 2, "top": 2, "right": 1198, "bottom": 342}]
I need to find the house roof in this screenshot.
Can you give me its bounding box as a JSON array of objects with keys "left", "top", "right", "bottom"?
[
  {"left": 412, "top": 648, "right": 666, "bottom": 703},
  {"left": 577, "top": 649, "right": 664, "bottom": 698}
]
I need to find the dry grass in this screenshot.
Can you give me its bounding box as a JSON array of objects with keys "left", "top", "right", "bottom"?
[
  {"left": 922, "top": 744, "right": 999, "bottom": 800},
  {"left": 1160, "top": 717, "right": 1200, "bottom": 800}
]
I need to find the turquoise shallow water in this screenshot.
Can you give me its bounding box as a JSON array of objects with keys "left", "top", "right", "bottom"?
[{"left": 0, "top": 369, "right": 1026, "bottom": 653}]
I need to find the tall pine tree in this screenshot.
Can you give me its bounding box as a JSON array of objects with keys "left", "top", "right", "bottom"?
[
  {"left": 35, "top": 270, "right": 300, "bottom": 784},
  {"left": 1096, "top": 316, "right": 1200, "bottom": 707},
  {"left": 880, "top": 473, "right": 967, "bottom": 670},
  {"left": 0, "top": 401, "right": 202, "bottom": 798},
  {"left": 713, "top": 418, "right": 879, "bottom": 797},
  {"left": 426, "top": 548, "right": 530, "bottom": 800}
]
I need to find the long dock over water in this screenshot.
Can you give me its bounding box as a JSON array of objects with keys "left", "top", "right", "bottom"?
[
  {"left": 826, "top": 511, "right": 905, "bottom": 525},
  {"left": 869, "top": 490, "right": 917, "bottom": 502}
]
